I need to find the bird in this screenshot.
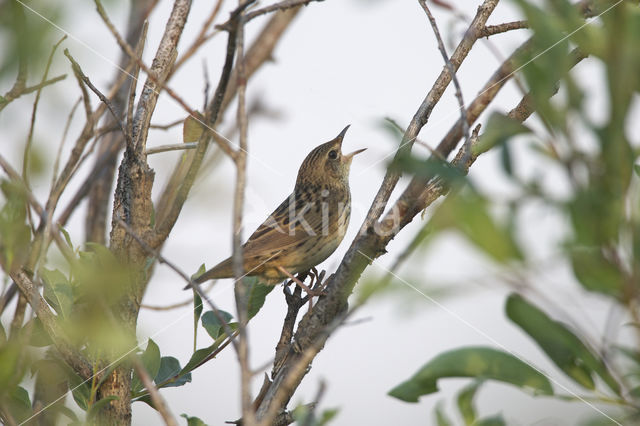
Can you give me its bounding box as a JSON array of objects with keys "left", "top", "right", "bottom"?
[{"left": 194, "top": 125, "right": 365, "bottom": 290}]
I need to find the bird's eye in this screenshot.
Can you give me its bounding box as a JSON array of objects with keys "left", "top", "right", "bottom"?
[{"left": 328, "top": 150, "right": 338, "bottom": 160}]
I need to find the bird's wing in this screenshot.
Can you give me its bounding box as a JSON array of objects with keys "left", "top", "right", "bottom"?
[{"left": 242, "top": 194, "right": 323, "bottom": 259}]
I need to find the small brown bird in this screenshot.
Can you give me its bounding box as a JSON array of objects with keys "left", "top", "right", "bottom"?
[{"left": 195, "top": 125, "right": 365, "bottom": 287}]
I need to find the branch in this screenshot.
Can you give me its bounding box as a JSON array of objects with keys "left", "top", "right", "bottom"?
[
  {"left": 152, "top": 0, "right": 256, "bottom": 245},
  {"left": 242, "top": 0, "right": 321, "bottom": 23},
  {"left": 0, "top": 75, "right": 66, "bottom": 112},
  {"left": 419, "top": 0, "right": 471, "bottom": 163},
  {"left": 63, "top": 49, "right": 131, "bottom": 145},
  {"left": 356, "top": 0, "right": 499, "bottom": 235},
  {"left": 231, "top": 8, "right": 255, "bottom": 424},
  {"left": 145, "top": 142, "right": 198, "bottom": 155},
  {"left": 113, "top": 217, "right": 239, "bottom": 353},
  {"left": 9, "top": 270, "right": 93, "bottom": 380},
  {"left": 85, "top": 0, "right": 155, "bottom": 244},
  {"left": 479, "top": 20, "right": 529, "bottom": 37},
  {"left": 251, "top": 1, "right": 595, "bottom": 421},
  {"left": 132, "top": 358, "right": 178, "bottom": 426},
  {"left": 172, "top": 0, "right": 226, "bottom": 71}
]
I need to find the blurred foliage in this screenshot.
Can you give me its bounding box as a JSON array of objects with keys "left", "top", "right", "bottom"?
[
  {"left": 385, "top": 0, "right": 640, "bottom": 423},
  {"left": 0, "top": 1, "right": 61, "bottom": 80}
]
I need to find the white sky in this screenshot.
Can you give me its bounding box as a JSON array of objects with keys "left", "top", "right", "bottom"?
[{"left": 1, "top": 0, "right": 636, "bottom": 424}]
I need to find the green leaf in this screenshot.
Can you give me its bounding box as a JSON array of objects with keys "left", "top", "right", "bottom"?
[
  {"left": 180, "top": 413, "right": 208, "bottom": 426},
  {"left": 183, "top": 113, "right": 205, "bottom": 143},
  {"left": 0, "top": 336, "right": 26, "bottom": 389},
  {"left": 379, "top": 116, "right": 406, "bottom": 142},
  {"left": 71, "top": 380, "right": 91, "bottom": 411},
  {"left": 155, "top": 356, "right": 191, "bottom": 388},
  {"left": 389, "top": 346, "right": 552, "bottom": 402},
  {"left": 7, "top": 386, "right": 32, "bottom": 422},
  {"left": 506, "top": 294, "right": 620, "bottom": 395},
  {"left": 434, "top": 402, "right": 453, "bottom": 426},
  {"left": 0, "top": 180, "right": 31, "bottom": 273},
  {"left": 569, "top": 247, "right": 624, "bottom": 298},
  {"left": 512, "top": 0, "right": 571, "bottom": 131},
  {"left": 430, "top": 188, "right": 523, "bottom": 263},
  {"left": 40, "top": 268, "right": 74, "bottom": 319},
  {"left": 475, "top": 113, "right": 530, "bottom": 156},
  {"left": 86, "top": 396, "right": 118, "bottom": 420},
  {"left": 317, "top": 408, "right": 339, "bottom": 426},
  {"left": 457, "top": 381, "right": 481, "bottom": 425},
  {"left": 475, "top": 414, "right": 506, "bottom": 426},
  {"left": 634, "top": 164, "right": 640, "bottom": 178},
  {"left": 244, "top": 276, "right": 275, "bottom": 319},
  {"left": 132, "top": 339, "right": 162, "bottom": 393},
  {"left": 180, "top": 344, "right": 217, "bottom": 376},
  {"left": 192, "top": 264, "right": 205, "bottom": 350},
  {"left": 60, "top": 227, "right": 74, "bottom": 251},
  {"left": 201, "top": 310, "right": 233, "bottom": 340},
  {"left": 392, "top": 154, "right": 467, "bottom": 187},
  {"left": 23, "top": 317, "right": 53, "bottom": 347}
]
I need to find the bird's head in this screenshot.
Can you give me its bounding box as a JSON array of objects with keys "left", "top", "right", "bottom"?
[{"left": 295, "top": 125, "right": 366, "bottom": 188}]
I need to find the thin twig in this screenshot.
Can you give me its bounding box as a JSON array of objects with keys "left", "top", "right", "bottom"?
[
  {"left": 257, "top": 1, "right": 502, "bottom": 420},
  {"left": 145, "top": 142, "right": 198, "bottom": 155},
  {"left": 152, "top": 0, "right": 257, "bottom": 244},
  {"left": 132, "top": 358, "right": 179, "bottom": 426},
  {"left": 127, "top": 21, "right": 149, "bottom": 150},
  {"left": 149, "top": 118, "right": 184, "bottom": 130},
  {"left": 419, "top": 0, "right": 471, "bottom": 164},
  {"left": 218, "top": 0, "right": 320, "bottom": 30},
  {"left": 173, "top": 0, "right": 226, "bottom": 71},
  {"left": 23, "top": 34, "right": 67, "bottom": 197},
  {"left": 93, "top": 0, "right": 233, "bottom": 155},
  {"left": 232, "top": 8, "right": 255, "bottom": 426},
  {"left": 64, "top": 49, "right": 131, "bottom": 146},
  {"left": 479, "top": 20, "right": 529, "bottom": 37},
  {"left": 0, "top": 75, "right": 66, "bottom": 112},
  {"left": 10, "top": 270, "right": 93, "bottom": 380},
  {"left": 52, "top": 98, "right": 82, "bottom": 186},
  {"left": 113, "top": 217, "right": 239, "bottom": 353},
  {"left": 357, "top": 0, "right": 499, "bottom": 235},
  {"left": 141, "top": 280, "right": 214, "bottom": 310}
]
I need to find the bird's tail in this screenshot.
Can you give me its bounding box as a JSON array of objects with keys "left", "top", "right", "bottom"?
[{"left": 184, "top": 258, "right": 233, "bottom": 289}]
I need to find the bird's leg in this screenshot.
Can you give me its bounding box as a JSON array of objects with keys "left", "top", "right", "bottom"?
[
  {"left": 276, "top": 266, "right": 326, "bottom": 298},
  {"left": 309, "top": 268, "right": 328, "bottom": 293},
  {"left": 308, "top": 267, "right": 320, "bottom": 289}
]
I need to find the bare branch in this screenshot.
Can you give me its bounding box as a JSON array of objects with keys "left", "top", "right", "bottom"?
[
  {"left": 232, "top": 8, "right": 255, "bottom": 425},
  {"left": 52, "top": 98, "right": 82, "bottom": 186},
  {"left": 10, "top": 270, "right": 93, "bottom": 380},
  {"left": 419, "top": 0, "right": 471, "bottom": 163},
  {"left": 357, "top": 0, "right": 499, "bottom": 235},
  {"left": 113, "top": 217, "right": 239, "bottom": 354},
  {"left": 152, "top": 0, "right": 256, "bottom": 245},
  {"left": 23, "top": 35, "right": 67, "bottom": 190},
  {"left": 149, "top": 118, "right": 184, "bottom": 130},
  {"left": 242, "top": 0, "right": 322, "bottom": 23},
  {"left": 127, "top": 22, "right": 149, "bottom": 150},
  {"left": 172, "top": 0, "right": 226, "bottom": 71},
  {"left": 64, "top": 49, "right": 131, "bottom": 145},
  {"left": 0, "top": 75, "right": 67, "bottom": 112},
  {"left": 145, "top": 142, "right": 198, "bottom": 155},
  {"left": 479, "top": 20, "right": 529, "bottom": 37},
  {"left": 132, "top": 358, "right": 179, "bottom": 426}
]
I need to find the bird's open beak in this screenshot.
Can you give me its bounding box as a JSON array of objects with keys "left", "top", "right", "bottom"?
[
  {"left": 336, "top": 124, "right": 351, "bottom": 142},
  {"left": 344, "top": 147, "right": 367, "bottom": 159}
]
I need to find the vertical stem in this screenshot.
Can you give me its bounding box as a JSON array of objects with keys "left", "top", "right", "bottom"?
[{"left": 232, "top": 9, "right": 255, "bottom": 425}]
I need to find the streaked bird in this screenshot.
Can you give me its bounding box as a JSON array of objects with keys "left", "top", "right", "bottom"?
[{"left": 194, "top": 125, "right": 365, "bottom": 289}]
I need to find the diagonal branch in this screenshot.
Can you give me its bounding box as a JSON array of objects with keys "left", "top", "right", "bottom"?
[{"left": 357, "top": 0, "right": 500, "bottom": 235}]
